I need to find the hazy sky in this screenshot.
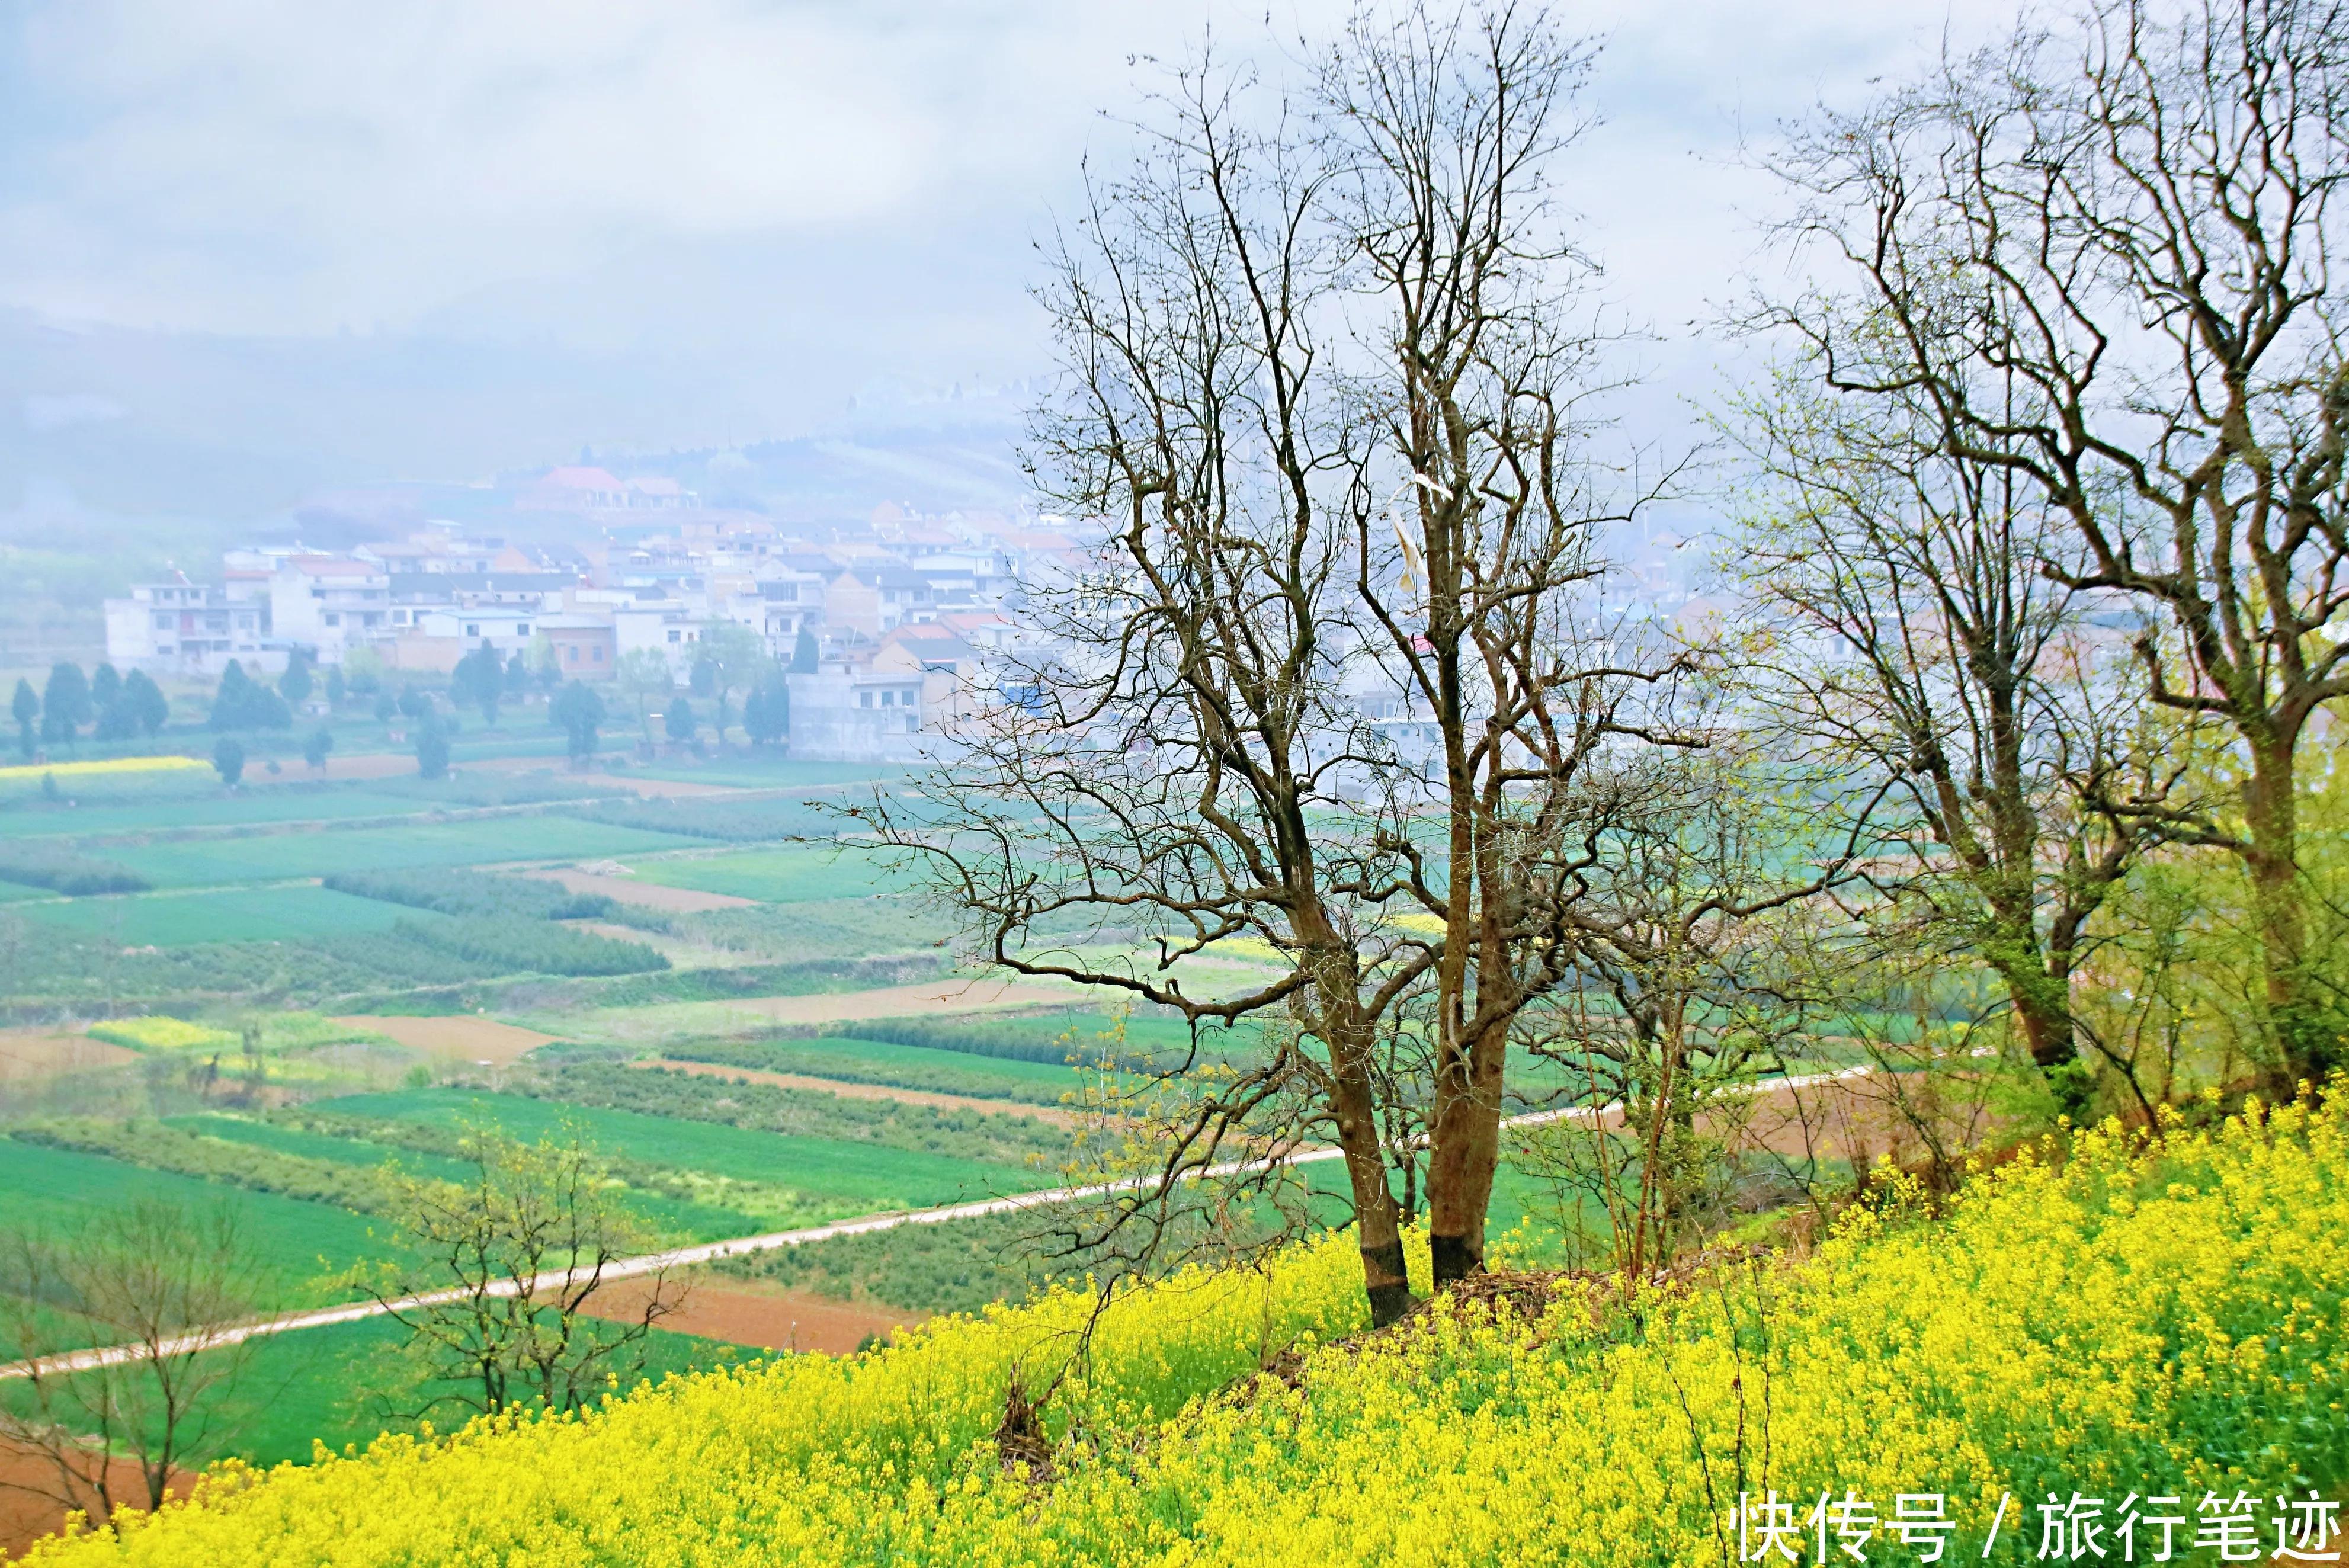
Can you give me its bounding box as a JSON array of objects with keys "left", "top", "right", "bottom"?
[{"left": 0, "top": 0, "right": 2018, "bottom": 493}]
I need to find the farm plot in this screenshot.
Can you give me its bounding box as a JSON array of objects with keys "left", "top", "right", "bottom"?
[
  {"left": 620, "top": 846, "right": 913, "bottom": 903},
  {"left": 315, "top": 1088, "right": 1052, "bottom": 1212},
  {"left": 0, "top": 1139, "right": 390, "bottom": 1334},
  {"left": 0, "top": 788, "right": 445, "bottom": 842},
  {"left": 0, "top": 1031, "right": 137, "bottom": 1083},
  {"left": 105, "top": 819, "right": 705, "bottom": 889},
  {"left": 187, "top": 1312, "right": 762, "bottom": 1469},
  {"left": 661, "top": 1034, "right": 1088, "bottom": 1105},
  {"left": 20, "top": 885, "right": 426, "bottom": 946},
  {"left": 547, "top": 979, "right": 1078, "bottom": 1047},
  {"left": 623, "top": 759, "right": 905, "bottom": 790},
  {"left": 523, "top": 868, "right": 751, "bottom": 913},
  {"left": 330, "top": 1014, "right": 556, "bottom": 1066}
]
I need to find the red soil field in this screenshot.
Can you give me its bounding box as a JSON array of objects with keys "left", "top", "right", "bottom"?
[
  {"left": 0, "top": 1032, "right": 137, "bottom": 1085},
  {"left": 0, "top": 1440, "right": 192, "bottom": 1561},
  {"left": 328, "top": 1014, "right": 557, "bottom": 1066},
  {"left": 578, "top": 1276, "right": 927, "bottom": 1357}
]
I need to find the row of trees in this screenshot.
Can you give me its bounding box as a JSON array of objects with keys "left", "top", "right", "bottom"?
[
  {"left": 860, "top": 0, "right": 2349, "bottom": 1328},
  {"left": 12, "top": 663, "right": 168, "bottom": 756}
]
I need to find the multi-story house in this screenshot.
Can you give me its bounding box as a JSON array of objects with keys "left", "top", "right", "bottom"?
[{"left": 102, "top": 583, "right": 271, "bottom": 671}]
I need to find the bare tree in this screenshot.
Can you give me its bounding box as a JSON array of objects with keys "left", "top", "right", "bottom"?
[
  {"left": 0, "top": 1198, "right": 264, "bottom": 1522},
  {"left": 1759, "top": 0, "right": 2349, "bottom": 1095},
  {"left": 848, "top": 4, "right": 1726, "bottom": 1323},
  {"left": 1724, "top": 373, "right": 2200, "bottom": 1116},
  {"left": 355, "top": 1129, "right": 685, "bottom": 1419}
]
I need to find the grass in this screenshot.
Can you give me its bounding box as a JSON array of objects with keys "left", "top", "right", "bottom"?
[
  {"left": 621, "top": 846, "right": 914, "bottom": 903},
  {"left": 313, "top": 1088, "right": 1056, "bottom": 1211},
  {"left": 104, "top": 820, "right": 706, "bottom": 890},
  {"left": 20, "top": 886, "right": 431, "bottom": 946}
]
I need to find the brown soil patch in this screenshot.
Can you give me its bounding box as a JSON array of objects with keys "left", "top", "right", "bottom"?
[
  {"left": 329, "top": 1014, "right": 558, "bottom": 1066},
  {"left": 636, "top": 1059, "right": 1076, "bottom": 1125},
  {"left": 576, "top": 1276, "right": 926, "bottom": 1357},
  {"left": 698, "top": 979, "right": 1073, "bottom": 1028},
  {"left": 0, "top": 1031, "right": 137, "bottom": 1084},
  {"left": 523, "top": 869, "right": 754, "bottom": 912},
  {"left": 0, "top": 1438, "right": 194, "bottom": 1560},
  {"left": 1516, "top": 1072, "right": 1969, "bottom": 1173}
]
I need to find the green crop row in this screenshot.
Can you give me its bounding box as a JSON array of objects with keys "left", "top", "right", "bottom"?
[
  {"left": 323, "top": 867, "right": 617, "bottom": 922},
  {"left": 7, "top": 1117, "right": 404, "bottom": 1217},
  {"left": 0, "top": 842, "right": 149, "bottom": 895},
  {"left": 258, "top": 1106, "right": 824, "bottom": 1236},
  {"left": 511, "top": 1062, "right": 1072, "bottom": 1169},
  {"left": 562, "top": 796, "right": 834, "bottom": 843},
  {"left": 392, "top": 915, "right": 668, "bottom": 978},
  {"left": 660, "top": 1035, "right": 1080, "bottom": 1106}
]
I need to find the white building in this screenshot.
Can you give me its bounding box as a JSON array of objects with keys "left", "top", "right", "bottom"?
[{"left": 102, "top": 584, "right": 271, "bottom": 672}]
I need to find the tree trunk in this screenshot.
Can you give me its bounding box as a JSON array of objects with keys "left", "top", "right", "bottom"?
[
  {"left": 1424, "top": 1012, "right": 1508, "bottom": 1285},
  {"left": 1332, "top": 1058, "right": 1413, "bottom": 1325},
  {"left": 2242, "top": 737, "right": 2324, "bottom": 1097}
]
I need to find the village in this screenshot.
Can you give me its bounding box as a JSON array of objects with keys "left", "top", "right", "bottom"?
[{"left": 98, "top": 467, "right": 1073, "bottom": 762}]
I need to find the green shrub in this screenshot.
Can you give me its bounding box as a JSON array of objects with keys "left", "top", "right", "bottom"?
[
  {"left": 393, "top": 916, "right": 668, "bottom": 977},
  {"left": 323, "top": 867, "right": 617, "bottom": 921},
  {"left": 0, "top": 842, "right": 150, "bottom": 895}
]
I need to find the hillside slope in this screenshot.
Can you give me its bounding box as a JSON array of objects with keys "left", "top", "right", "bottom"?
[{"left": 28, "top": 1096, "right": 2348, "bottom": 1565}]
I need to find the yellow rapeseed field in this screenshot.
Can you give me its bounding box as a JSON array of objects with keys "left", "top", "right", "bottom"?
[
  {"left": 28, "top": 1094, "right": 2347, "bottom": 1565},
  {"left": 83, "top": 1018, "right": 241, "bottom": 1054},
  {"left": 0, "top": 756, "right": 204, "bottom": 783}
]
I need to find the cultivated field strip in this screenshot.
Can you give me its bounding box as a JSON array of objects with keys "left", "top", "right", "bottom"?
[{"left": 0, "top": 1067, "right": 1871, "bottom": 1381}]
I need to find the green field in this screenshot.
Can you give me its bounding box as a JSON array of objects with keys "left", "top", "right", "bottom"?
[
  {"left": 161, "top": 1114, "right": 478, "bottom": 1182},
  {"left": 0, "top": 1139, "right": 391, "bottom": 1355},
  {"left": 105, "top": 819, "right": 706, "bottom": 889},
  {"left": 161, "top": 1112, "right": 769, "bottom": 1243},
  {"left": 209, "top": 1314, "right": 764, "bottom": 1466},
  {"left": 21, "top": 885, "right": 434, "bottom": 945},
  {"left": 0, "top": 789, "right": 454, "bottom": 842},
  {"left": 624, "top": 846, "right": 912, "bottom": 903},
  {"left": 316, "top": 1088, "right": 1053, "bottom": 1211},
  {"left": 670, "top": 1034, "right": 1088, "bottom": 1103},
  {"left": 623, "top": 760, "right": 904, "bottom": 789},
  {"left": 1, "top": 1292, "right": 764, "bottom": 1472}
]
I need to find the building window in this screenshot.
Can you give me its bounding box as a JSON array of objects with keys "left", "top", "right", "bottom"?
[
  {"left": 592, "top": 645, "right": 605, "bottom": 662},
  {"left": 466, "top": 624, "right": 480, "bottom": 637},
  {"left": 517, "top": 624, "right": 530, "bottom": 637},
  {"left": 323, "top": 613, "right": 339, "bottom": 627},
  {"left": 860, "top": 691, "right": 874, "bottom": 708},
  {"left": 880, "top": 690, "right": 895, "bottom": 708},
  {"left": 154, "top": 613, "right": 171, "bottom": 630},
  {"left": 566, "top": 646, "right": 578, "bottom": 665},
  {"left": 667, "top": 629, "right": 681, "bottom": 643}
]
